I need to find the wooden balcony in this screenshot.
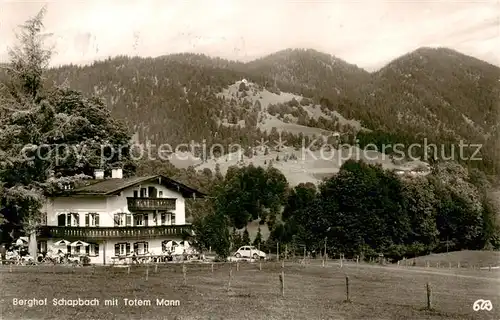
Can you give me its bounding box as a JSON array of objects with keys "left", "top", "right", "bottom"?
[
  {"left": 38, "top": 225, "right": 190, "bottom": 241},
  {"left": 127, "top": 197, "right": 176, "bottom": 211}
]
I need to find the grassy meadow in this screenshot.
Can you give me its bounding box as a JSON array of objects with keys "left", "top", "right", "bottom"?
[{"left": 1, "top": 259, "right": 499, "bottom": 320}]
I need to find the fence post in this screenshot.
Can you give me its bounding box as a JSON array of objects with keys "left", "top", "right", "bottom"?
[
  {"left": 236, "top": 262, "right": 239, "bottom": 272},
  {"left": 227, "top": 265, "right": 232, "bottom": 291},
  {"left": 146, "top": 265, "right": 149, "bottom": 281},
  {"left": 155, "top": 263, "right": 158, "bottom": 273},
  {"left": 323, "top": 238, "right": 327, "bottom": 267},
  {"left": 127, "top": 265, "right": 130, "bottom": 274},
  {"left": 426, "top": 282, "right": 432, "bottom": 310},
  {"left": 340, "top": 254, "right": 343, "bottom": 268},
  {"left": 259, "top": 260, "right": 262, "bottom": 271},
  {"left": 345, "top": 276, "right": 351, "bottom": 302},
  {"left": 279, "top": 271, "right": 285, "bottom": 297},
  {"left": 457, "top": 262, "right": 460, "bottom": 269},
  {"left": 303, "top": 247, "right": 306, "bottom": 266},
  {"left": 182, "top": 263, "right": 187, "bottom": 285},
  {"left": 211, "top": 263, "right": 214, "bottom": 273}
]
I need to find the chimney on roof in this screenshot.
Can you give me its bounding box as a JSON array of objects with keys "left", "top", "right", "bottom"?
[
  {"left": 111, "top": 168, "right": 123, "bottom": 179},
  {"left": 94, "top": 169, "right": 104, "bottom": 180}
]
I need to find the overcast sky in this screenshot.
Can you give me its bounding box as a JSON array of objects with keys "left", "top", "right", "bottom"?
[{"left": 0, "top": 0, "right": 498, "bottom": 71}]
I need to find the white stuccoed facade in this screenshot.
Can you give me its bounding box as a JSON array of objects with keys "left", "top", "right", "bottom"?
[{"left": 38, "top": 173, "right": 201, "bottom": 264}]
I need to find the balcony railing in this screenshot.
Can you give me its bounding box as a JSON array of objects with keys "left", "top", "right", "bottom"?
[
  {"left": 38, "top": 225, "right": 190, "bottom": 241},
  {"left": 127, "top": 197, "right": 176, "bottom": 211}
]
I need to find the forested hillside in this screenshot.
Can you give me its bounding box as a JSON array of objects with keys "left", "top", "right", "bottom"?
[{"left": 25, "top": 47, "right": 498, "bottom": 176}]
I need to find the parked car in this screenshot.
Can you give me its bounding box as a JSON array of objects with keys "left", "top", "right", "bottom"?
[{"left": 234, "top": 246, "right": 266, "bottom": 260}]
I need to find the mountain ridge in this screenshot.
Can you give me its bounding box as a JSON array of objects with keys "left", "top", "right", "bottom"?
[
  {"left": 1, "top": 46, "right": 498, "bottom": 179},
  {"left": 46, "top": 46, "right": 500, "bottom": 74}
]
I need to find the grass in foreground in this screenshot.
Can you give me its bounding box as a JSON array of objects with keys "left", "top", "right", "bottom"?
[
  {"left": 0, "top": 262, "right": 499, "bottom": 320},
  {"left": 406, "top": 250, "right": 500, "bottom": 268}
]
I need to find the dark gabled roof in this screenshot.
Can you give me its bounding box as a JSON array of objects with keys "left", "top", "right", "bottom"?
[{"left": 59, "top": 175, "right": 205, "bottom": 198}]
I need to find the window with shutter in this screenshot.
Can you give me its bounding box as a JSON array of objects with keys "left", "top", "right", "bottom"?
[
  {"left": 69, "top": 213, "right": 79, "bottom": 226},
  {"left": 86, "top": 213, "right": 98, "bottom": 227},
  {"left": 114, "top": 244, "right": 119, "bottom": 256},
  {"left": 133, "top": 242, "right": 138, "bottom": 253},
  {"left": 144, "top": 213, "right": 149, "bottom": 226},
  {"left": 86, "top": 243, "right": 99, "bottom": 256},
  {"left": 114, "top": 214, "right": 120, "bottom": 226},
  {"left": 95, "top": 214, "right": 99, "bottom": 227},
  {"left": 58, "top": 214, "right": 66, "bottom": 226},
  {"left": 66, "top": 214, "right": 71, "bottom": 226},
  {"left": 135, "top": 214, "right": 144, "bottom": 226},
  {"left": 133, "top": 190, "right": 138, "bottom": 198},
  {"left": 148, "top": 187, "right": 155, "bottom": 198},
  {"left": 126, "top": 214, "right": 132, "bottom": 226},
  {"left": 67, "top": 245, "right": 72, "bottom": 254},
  {"left": 140, "top": 188, "right": 146, "bottom": 197},
  {"left": 171, "top": 213, "right": 176, "bottom": 225},
  {"left": 126, "top": 243, "right": 131, "bottom": 255},
  {"left": 37, "top": 241, "right": 47, "bottom": 253},
  {"left": 144, "top": 242, "right": 148, "bottom": 253}
]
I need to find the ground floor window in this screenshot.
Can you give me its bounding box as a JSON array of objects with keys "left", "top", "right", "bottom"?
[
  {"left": 37, "top": 241, "right": 47, "bottom": 253},
  {"left": 161, "top": 240, "right": 178, "bottom": 252},
  {"left": 133, "top": 241, "right": 149, "bottom": 255},
  {"left": 85, "top": 243, "right": 99, "bottom": 257},
  {"left": 115, "top": 243, "right": 131, "bottom": 256},
  {"left": 67, "top": 245, "right": 82, "bottom": 255}
]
